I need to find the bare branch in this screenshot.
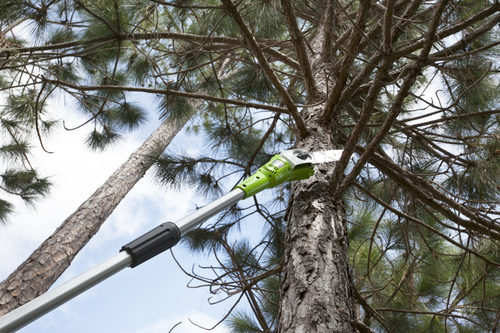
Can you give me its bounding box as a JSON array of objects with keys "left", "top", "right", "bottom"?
[
  {"left": 322, "top": 0, "right": 371, "bottom": 121},
  {"left": 281, "top": 0, "right": 318, "bottom": 98}
]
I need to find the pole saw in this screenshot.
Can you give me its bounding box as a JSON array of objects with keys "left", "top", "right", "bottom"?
[{"left": 0, "top": 148, "right": 342, "bottom": 332}]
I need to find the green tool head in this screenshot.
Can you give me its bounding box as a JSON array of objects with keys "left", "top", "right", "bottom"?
[{"left": 235, "top": 149, "right": 315, "bottom": 198}]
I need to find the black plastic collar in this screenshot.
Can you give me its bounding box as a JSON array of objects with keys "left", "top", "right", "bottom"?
[{"left": 121, "top": 222, "right": 181, "bottom": 267}]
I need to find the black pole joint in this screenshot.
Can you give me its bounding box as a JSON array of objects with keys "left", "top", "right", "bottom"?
[{"left": 121, "top": 222, "right": 181, "bottom": 267}]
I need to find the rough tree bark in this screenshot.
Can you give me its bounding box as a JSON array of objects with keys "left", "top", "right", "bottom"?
[
  {"left": 0, "top": 117, "right": 186, "bottom": 314},
  {"left": 278, "top": 119, "right": 354, "bottom": 333},
  {"left": 277, "top": 3, "right": 356, "bottom": 332}
]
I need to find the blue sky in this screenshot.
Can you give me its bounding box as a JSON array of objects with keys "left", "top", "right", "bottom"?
[{"left": 0, "top": 95, "right": 238, "bottom": 332}]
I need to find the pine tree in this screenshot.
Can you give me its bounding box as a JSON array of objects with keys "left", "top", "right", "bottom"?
[
  {"left": 1, "top": 1, "right": 499, "bottom": 332},
  {"left": 152, "top": 1, "right": 500, "bottom": 332}
]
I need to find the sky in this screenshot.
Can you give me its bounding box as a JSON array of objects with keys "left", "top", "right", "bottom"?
[{"left": 0, "top": 95, "right": 236, "bottom": 332}]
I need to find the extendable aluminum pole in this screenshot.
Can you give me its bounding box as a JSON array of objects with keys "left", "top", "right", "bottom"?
[
  {"left": 0, "top": 189, "right": 245, "bottom": 333},
  {"left": 0, "top": 252, "right": 132, "bottom": 333}
]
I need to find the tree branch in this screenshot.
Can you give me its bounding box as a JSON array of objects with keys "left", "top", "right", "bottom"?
[
  {"left": 41, "top": 78, "right": 288, "bottom": 113},
  {"left": 322, "top": 0, "right": 371, "bottom": 122},
  {"left": 395, "top": 4, "right": 500, "bottom": 58},
  {"left": 354, "top": 182, "right": 500, "bottom": 266},
  {"left": 368, "top": 152, "right": 500, "bottom": 240},
  {"left": 332, "top": 0, "right": 450, "bottom": 198},
  {"left": 281, "top": 0, "right": 318, "bottom": 98},
  {"left": 220, "top": 0, "right": 308, "bottom": 138}
]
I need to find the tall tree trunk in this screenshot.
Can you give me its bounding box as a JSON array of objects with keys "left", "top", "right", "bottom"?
[
  {"left": 277, "top": 3, "right": 356, "bottom": 331},
  {"left": 277, "top": 114, "right": 355, "bottom": 333},
  {"left": 0, "top": 118, "right": 186, "bottom": 314}
]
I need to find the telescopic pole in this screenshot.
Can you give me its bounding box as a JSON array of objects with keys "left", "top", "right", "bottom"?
[{"left": 0, "top": 189, "right": 245, "bottom": 333}]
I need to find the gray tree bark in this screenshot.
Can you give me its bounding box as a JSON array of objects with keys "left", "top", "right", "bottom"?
[
  {"left": 277, "top": 3, "right": 356, "bottom": 332},
  {"left": 0, "top": 117, "right": 186, "bottom": 314},
  {"left": 277, "top": 114, "right": 355, "bottom": 333}
]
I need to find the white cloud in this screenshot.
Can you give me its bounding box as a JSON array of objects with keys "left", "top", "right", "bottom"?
[
  {"left": 135, "top": 312, "right": 230, "bottom": 333},
  {"left": 89, "top": 174, "right": 195, "bottom": 249}
]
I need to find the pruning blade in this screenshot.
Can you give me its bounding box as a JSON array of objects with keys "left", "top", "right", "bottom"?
[{"left": 308, "top": 150, "right": 343, "bottom": 164}]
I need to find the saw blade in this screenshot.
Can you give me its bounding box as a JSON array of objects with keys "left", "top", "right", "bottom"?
[{"left": 308, "top": 150, "right": 343, "bottom": 164}]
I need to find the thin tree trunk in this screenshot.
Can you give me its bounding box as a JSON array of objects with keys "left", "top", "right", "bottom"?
[
  {"left": 0, "top": 117, "right": 186, "bottom": 314},
  {"left": 277, "top": 3, "right": 356, "bottom": 331}
]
